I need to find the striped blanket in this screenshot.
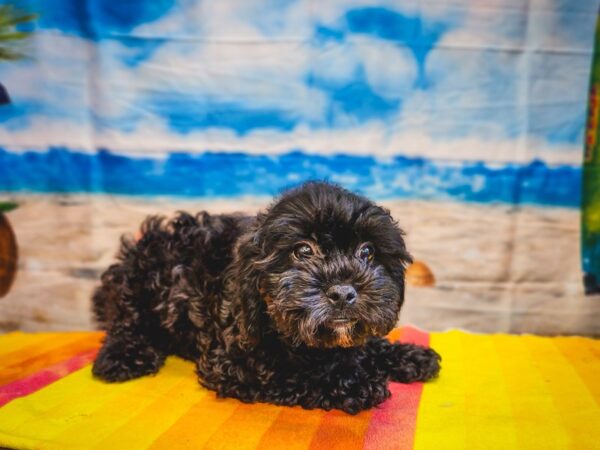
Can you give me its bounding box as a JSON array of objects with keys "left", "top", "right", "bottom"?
[{"left": 0, "top": 327, "right": 598, "bottom": 450}]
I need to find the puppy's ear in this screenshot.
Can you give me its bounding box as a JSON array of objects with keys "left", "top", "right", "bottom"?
[
  {"left": 380, "top": 211, "right": 413, "bottom": 304},
  {"left": 229, "top": 227, "right": 267, "bottom": 350},
  {"left": 397, "top": 235, "right": 413, "bottom": 308}
]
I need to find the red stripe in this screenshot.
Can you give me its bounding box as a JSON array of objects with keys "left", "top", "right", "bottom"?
[
  {"left": 0, "top": 348, "right": 98, "bottom": 407},
  {"left": 362, "top": 327, "right": 430, "bottom": 450},
  {"left": 396, "top": 326, "right": 430, "bottom": 346}
]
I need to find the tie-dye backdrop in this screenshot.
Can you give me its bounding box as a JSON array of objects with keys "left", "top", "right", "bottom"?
[{"left": 0, "top": 1, "right": 598, "bottom": 335}]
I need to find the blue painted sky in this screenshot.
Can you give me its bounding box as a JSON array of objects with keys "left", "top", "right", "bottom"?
[{"left": 0, "top": 0, "right": 598, "bottom": 165}]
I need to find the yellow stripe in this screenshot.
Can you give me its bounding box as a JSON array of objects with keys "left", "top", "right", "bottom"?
[
  {"left": 51, "top": 357, "right": 197, "bottom": 448},
  {"left": 2, "top": 368, "right": 141, "bottom": 444},
  {"left": 494, "top": 334, "right": 571, "bottom": 449},
  {"left": 0, "top": 332, "right": 37, "bottom": 357},
  {"left": 0, "top": 365, "right": 104, "bottom": 433},
  {"left": 461, "top": 333, "right": 518, "bottom": 450},
  {"left": 554, "top": 337, "right": 600, "bottom": 406},
  {"left": 413, "top": 331, "right": 467, "bottom": 450},
  {"left": 0, "top": 367, "right": 111, "bottom": 450},
  {"left": 525, "top": 336, "right": 600, "bottom": 449},
  {"left": 94, "top": 374, "right": 207, "bottom": 450}
]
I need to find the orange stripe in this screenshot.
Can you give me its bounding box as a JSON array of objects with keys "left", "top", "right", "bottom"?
[
  {"left": 256, "top": 407, "right": 326, "bottom": 450},
  {"left": 386, "top": 327, "right": 404, "bottom": 342},
  {"left": 0, "top": 334, "right": 102, "bottom": 386},
  {"left": 0, "top": 333, "right": 100, "bottom": 370},
  {"left": 201, "top": 401, "right": 283, "bottom": 449},
  {"left": 309, "top": 409, "right": 374, "bottom": 450},
  {"left": 525, "top": 336, "right": 600, "bottom": 449},
  {"left": 149, "top": 395, "right": 240, "bottom": 449},
  {"left": 554, "top": 337, "right": 600, "bottom": 406}
]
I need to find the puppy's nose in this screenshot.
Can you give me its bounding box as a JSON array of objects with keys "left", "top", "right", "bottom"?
[{"left": 326, "top": 285, "right": 357, "bottom": 305}]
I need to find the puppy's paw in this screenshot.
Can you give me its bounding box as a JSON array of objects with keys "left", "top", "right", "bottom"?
[
  {"left": 92, "top": 340, "right": 165, "bottom": 382},
  {"left": 390, "top": 345, "right": 441, "bottom": 383},
  {"left": 317, "top": 379, "right": 391, "bottom": 415}
]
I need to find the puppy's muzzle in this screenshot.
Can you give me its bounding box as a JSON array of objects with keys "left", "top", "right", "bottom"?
[{"left": 326, "top": 284, "right": 357, "bottom": 305}]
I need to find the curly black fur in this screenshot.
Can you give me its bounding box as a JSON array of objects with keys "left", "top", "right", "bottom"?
[{"left": 92, "top": 181, "right": 441, "bottom": 414}]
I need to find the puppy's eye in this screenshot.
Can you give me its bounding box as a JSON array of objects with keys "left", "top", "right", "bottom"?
[
  {"left": 293, "top": 243, "right": 314, "bottom": 259},
  {"left": 358, "top": 244, "right": 375, "bottom": 262}
]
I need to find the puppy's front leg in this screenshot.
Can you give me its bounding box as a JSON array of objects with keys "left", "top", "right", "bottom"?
[
  {"left": 365, "top": 338, "right": 441, "bottom": 383},
  {"left": 93, "top": 328, "right": 167, "bottom": 382},
  {"left": 196, "top": 354, "right": 391, "bottom": 415}
]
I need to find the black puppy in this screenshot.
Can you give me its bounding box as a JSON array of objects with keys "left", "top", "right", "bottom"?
[{"left": 92, "top": 181, "right": 440, "bottom": 414}]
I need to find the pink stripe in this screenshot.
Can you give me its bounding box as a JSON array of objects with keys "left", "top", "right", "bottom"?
[
  {"left": 363, "top": 328, "right": 431, "bottom": 450},
  {"left": 0, "top": 349, "right": 97, "bottom": 407}
]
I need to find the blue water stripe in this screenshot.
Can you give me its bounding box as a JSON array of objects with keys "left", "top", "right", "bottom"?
[{"left": 0, "top": 148, "right": 581, "bottom": 207}]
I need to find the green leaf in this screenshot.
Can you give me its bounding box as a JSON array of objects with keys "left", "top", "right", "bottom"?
[
  {"left": 0, "top": 6, "right": 37, "bottom": 28},
  {"left": 0, "top": 47, "right": 26, "bottom": 61},
  {"left": 0, "top": 202, "right": 18, "bottom": 213},
  {"left": 0, "top": 5, "right": 36, "bottom": 61},
  {"left": 0, "top": 31, "right": 29, "bottom": 41},
  {"left": 0, "top": 14, "right": 37, "bottom": 27}
]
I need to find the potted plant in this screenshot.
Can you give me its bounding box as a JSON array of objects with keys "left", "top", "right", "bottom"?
[
  {"left": 0, "top": 202, "right": 17, "bottom": 297},
  {"left": 0, "top": 4, "right": 36, "bottom": 296}
]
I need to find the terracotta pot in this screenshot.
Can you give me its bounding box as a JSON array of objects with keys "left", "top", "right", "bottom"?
[{"left": 0, "top": 212, "right": 18, "bottom": 298}]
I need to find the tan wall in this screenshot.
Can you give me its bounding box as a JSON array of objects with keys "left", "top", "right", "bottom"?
[{"left": 0, "top": 195, "right": 597, "bottom": 336}]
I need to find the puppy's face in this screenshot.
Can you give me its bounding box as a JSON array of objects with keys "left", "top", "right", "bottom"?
[{"left": 254, "top": 184, "right": 411, "bottom": 349}]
